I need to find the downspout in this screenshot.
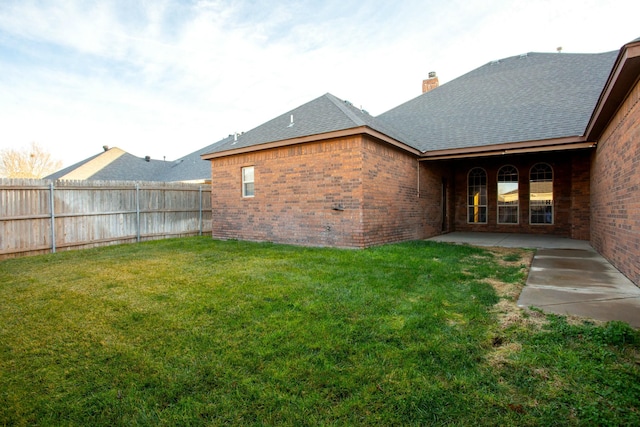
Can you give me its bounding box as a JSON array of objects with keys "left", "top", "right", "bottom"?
[{"left": 417, "top": 160, "right": 420, "bottom": 198}]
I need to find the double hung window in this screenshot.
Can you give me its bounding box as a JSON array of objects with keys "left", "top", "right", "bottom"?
[{"left": 242, "top": 166, "right": 254, "bottom": 198}]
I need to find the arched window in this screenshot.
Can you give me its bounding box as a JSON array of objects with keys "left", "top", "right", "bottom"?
[
  {"left": 530, "top": 163, "right": 553, "bottom": 224},
  {"left": 497, "top": 165, "right": 519, "bottom": 224},
  {"left": 468, "top": 168, "right": 487, "bottom": 223}
]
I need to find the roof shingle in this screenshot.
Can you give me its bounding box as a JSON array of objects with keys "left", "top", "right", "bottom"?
[
  {"left": 377, "top": 51, "right": 618, "bottom": 152},
  {"left": 203, "top": 93, "right": 403, "bottom": 155}
]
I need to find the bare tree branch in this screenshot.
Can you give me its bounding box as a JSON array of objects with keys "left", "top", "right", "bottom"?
[{"left": 0, "top": 142, "right": 63, "bottom": 178}]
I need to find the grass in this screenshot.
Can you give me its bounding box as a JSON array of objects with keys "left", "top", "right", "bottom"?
[{"left": 1, "top": 237, "right": 639, "bottom": 426}]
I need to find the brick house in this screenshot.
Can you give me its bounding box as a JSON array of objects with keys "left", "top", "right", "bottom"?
[{"left": 202, "top": 37, "right": 640, "bottom": 285}]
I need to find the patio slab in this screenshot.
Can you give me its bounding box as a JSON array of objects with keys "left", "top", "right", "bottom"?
[
  {"left": 427, "top": 232, "right": 640, "bottom": 327},
  {"left": 428, "top": 232, "right": 592, "bottom": 249},
  {"left": 519, "top": 248, "right": 640, "bottom": 327}
]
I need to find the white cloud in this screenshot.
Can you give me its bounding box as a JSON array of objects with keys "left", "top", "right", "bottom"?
[{"left": 0, "top": 0, "right": 639, "bottom": 167}]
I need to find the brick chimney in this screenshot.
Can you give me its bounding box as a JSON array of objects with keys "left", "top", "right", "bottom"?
[{"left": 422, "top": 71, "right": 439, "bottom": 93}]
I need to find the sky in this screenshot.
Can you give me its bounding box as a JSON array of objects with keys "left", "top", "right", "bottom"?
[{"left": 0, "top": 0, "right": 639, "bottom": 168}]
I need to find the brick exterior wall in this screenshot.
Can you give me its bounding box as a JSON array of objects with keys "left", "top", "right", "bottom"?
[
  {"left": 570, "top": 151, "right": 592, "bottom": 241},
  {"left": 591, "top": 78, "right": 640, "bottom": 285},
  {"left": 449, "top": 152, "right": 591, "bottom": 238},
  {"left": 361, "top": 139, "right": 445, "bottom": 246},
  {"left": 209, "top": 135, "right": 445, "bottom": 248},
  {"left": 208, "top": 134, "right": 597, "bottom": 248}
]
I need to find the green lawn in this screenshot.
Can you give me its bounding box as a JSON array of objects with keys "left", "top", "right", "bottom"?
[{"left": 1, "top": 237, "right": 638, "bottom": 426}]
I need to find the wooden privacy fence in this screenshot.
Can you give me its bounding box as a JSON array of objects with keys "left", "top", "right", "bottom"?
[{"left": 0, "top": 179, "right": 212, "bottom": 258}]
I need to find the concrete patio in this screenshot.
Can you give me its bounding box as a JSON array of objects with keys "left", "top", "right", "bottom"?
[{"left": 428, "top": 232, "right": 640, "bottom": 327}]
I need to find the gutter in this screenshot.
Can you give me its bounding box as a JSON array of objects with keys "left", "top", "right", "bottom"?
[
  {"left": 418, "top": 137, "right": 595, "bottom": 161},
  {"left": 585, "top": 39, "right": 640, "bottom": 141},
  {"left": 200, "top": 126, "right": 421, "bottom": 160}
]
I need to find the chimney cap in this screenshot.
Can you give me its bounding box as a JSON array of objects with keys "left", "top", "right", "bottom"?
[
  {"left": 428, "top": 71, "right": 436, "bottom": 78},
  {"left": 144, "top": 155, "right": 150, "bottom": 162}
]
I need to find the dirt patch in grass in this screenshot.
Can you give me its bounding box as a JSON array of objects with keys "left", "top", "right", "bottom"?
[
  {"left": 488, "top": 247, "right": 534, "bottom": 267},
  {"left": 492, "top": 299, "right": 548, "bottom": 329},
  {"left": 477, "top": 247, "right": 540, "bottom": 329},
  {"left": 486, "top": 341, "right": 523, "bottom": 368},
  {"left": 480, "top": 247, "right": 543, "bottom": 365}
]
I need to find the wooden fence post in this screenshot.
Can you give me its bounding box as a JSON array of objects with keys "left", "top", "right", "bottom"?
[
  {"left": 136, "top": 183, "right": 141, "bottom": 242},
  {"left": 49, "top": 181, "right": 56, "bottom": 254},
  {"left": 199, "top": 186, "right": 203, "bottom": 236}
]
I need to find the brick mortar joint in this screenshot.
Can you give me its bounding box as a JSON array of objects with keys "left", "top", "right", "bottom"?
[{"left": 599, "top": 90, "right": 640, "bottom": 150}]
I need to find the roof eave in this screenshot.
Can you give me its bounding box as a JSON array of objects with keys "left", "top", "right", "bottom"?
[
  {"left": 419, "top": 136, "right": 594, "bottom": 161},
  {"left": 585, "top": 40, "right": 640, "bottom": 140},
  {"left": 200, "top": 126, "right": 421, "bottom": 160}
]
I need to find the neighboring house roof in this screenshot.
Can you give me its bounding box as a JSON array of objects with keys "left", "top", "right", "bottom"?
[
  {"left": 157, "top": 140, "right": 222, "bottom": 182},
  {"left": 47, "top": 144, "right": 219, "bottom": 183},
  {"left": 85, "top": 151, "right": 169, "bottom": 181},
  {"left": 46, "top": 147, "right": 168, "bottom": 181},
  {"left": 377, "top": 51, "right": 618, "bottom": 153},
  {"left": 203, "top": 93, "right": 412, "bottom": 156},
  {"left": 46, "top": 151, "right": 107, "bottom": 180}
]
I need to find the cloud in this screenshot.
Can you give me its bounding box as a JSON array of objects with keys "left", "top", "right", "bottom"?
[{"left": 0, "top": 0, "right": 639, "bottom": 166}]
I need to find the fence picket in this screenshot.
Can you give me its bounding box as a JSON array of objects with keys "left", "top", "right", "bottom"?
[{"left": 0, "top": 178, "right": 212, "bottom": 258}]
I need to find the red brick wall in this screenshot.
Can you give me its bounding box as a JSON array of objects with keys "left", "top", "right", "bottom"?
[
  {"left": 591, "top": 79, "right": 640, "bottom": 285},
  {"left": 450, "top": 152, "right": 591, "bottom": 238},
  {"left": 209, "top": 135, "right": 446, "bottom": 248},
  {"left": 361, "top": 139, "right": 444, "bottom": 246},
  {"left": 210, "top": 136, "right": 364, "bottom": 247},
  {"left": 570, "top": 151, "right": 591, "bottom": 241}
]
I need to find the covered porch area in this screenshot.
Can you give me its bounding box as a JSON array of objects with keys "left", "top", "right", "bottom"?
[{"left": 428, "top": 149, "right": 593, "bottom": 240}]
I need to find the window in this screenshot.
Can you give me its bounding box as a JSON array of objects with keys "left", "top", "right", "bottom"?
[
  {"left": 242, "top": 166, "right": 254, "bottom": 197},
  {"left": 497, "top": 165, "right": 519, "bottom": 224},
  {"left": 468, "top": 167, "right": 487, "bottom": 223},
  {"left": 530, "top": 163, "right": 553, "bottom": 224}
]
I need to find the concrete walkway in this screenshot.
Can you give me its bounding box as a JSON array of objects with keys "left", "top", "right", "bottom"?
[{"left": 428, "top": 232, "right": 640, "bottom": 327}]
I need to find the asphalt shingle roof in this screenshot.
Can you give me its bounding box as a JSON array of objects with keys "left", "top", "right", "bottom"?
[
  {"left": 45, "top": 148, "right": 195, "bottom": 181},
  {"left": 46, "top": 152, "right": 104, "bottom": 180},
  {"left": 377, "top": 51, "right": 618, "bottom": 152},
  {"left": 48, "top": 44, "right": 628, "bottom": 182},
  {"left": 46, "top": 147, "right": 174, "bottom": 181},
  {"left": 157, "top": 140, "right": 223, "bottom": 182},
  {"left": 86, "top": 153, "right": 169, "bottom": 181},
  {"left": 46, "top": 146, "right": 216, "bottom": 183},
  {"left": 203, "top": 93, "right": 405, "bottom": 155}
]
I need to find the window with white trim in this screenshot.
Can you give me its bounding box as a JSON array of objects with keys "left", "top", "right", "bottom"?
[
  {"left": 530, "top": 163, "right": 553, "bottom": 224},
  {"left": 497, "top": 165, "right": 519, "bottom": 224},
  {"left": 468, "top": 167, "right": 487, "bottom": 223},
  {"left": 242, "top": 166, "right": 254, "bottom": 198}
]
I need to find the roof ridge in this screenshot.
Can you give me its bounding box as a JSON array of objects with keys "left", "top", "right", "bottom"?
[
  {"left": 324, "top": 93, "right": 368, "bottom": 127},
  {"left": 59, "top": 147, "right": 127, "bottom": 180},
  {"left": 378, "top": 49, "right": 618, "bottom": 153},
  {"left": 487, "top": 50, "right": 620, "bottom": 65}
]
